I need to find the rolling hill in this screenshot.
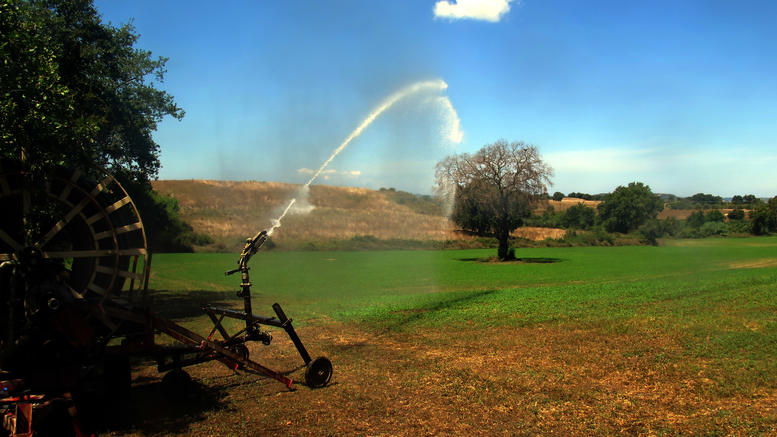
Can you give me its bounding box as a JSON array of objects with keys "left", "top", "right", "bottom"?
[{"left": 152, "top": 180, "right": 569, "bottom": 251}]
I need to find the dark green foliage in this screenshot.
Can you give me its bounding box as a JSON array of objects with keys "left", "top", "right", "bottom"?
[
  {"left": 638, "top": 217, "right": 687, "bottom": 244},
  {"left": 450, "top": 180, "right": 523, "bottom": 238},
  {"left": 638, "top": 219, "right": 662, "bottom": 245},
  {"left": 552, "top": 191, "right": 565, "bottom": 201},
  {"left": 749, "top": 197, "right": 777, "bottom": 235},
  {"left": 567, "top": 192, "right": 589, "bottom": 199},
  {"left": 563, "top": 226, "right": 615, "bottom": 246},
  {"left": 661, "top": 217, "right": 684, "bottom": 237},
  {"left": 699, "top": 221, "right": 727, "bottom": 237},
  {"left": 686, "top": 210, "right": 706, "bottom": 229},
  {"left": 525, "top": 206, "right": 562, "bottom": 228},
  {"left": 726, "top": 218, "right": 751, "bottom": 234},
  {"left": 727, "top": 208, "right": 745, "bottom": 221},
  {"left": 1, "top": 0, "right": 195, "bottom": 251},
  {"left": 560, "top": 203, "right": 596, "bottom": 230},
  {"left": 667, "top": 198, "right": 696, "bottom": 210},
  {"left": 667, "top": 193, "right": 731, "bottom": 210},
  {"left": 1, "top": 0, "right": 183, "bottom": 181},
  {"left": 437, "top": 140, "right": 553, "bottom": 260},
  {"left": 724, "top": 194, "right": 762, "bottom": 210},
  {"left": 705, "top": 210, "right": 726, "bottom": 223},
  {"left": 690, "top": 193, "right": 723, "bottom": 206},
  {"left": 597, "top": 182, "right": 664, "bottom": 233}
]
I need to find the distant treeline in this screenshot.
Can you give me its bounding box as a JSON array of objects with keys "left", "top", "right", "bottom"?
[{"left": 532, "top": 186, "right": 777, "bottom": 244}]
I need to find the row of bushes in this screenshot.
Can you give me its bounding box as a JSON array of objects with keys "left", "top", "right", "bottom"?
[{"left": 526, "top": 203, "right": 597, "bottom": 230}]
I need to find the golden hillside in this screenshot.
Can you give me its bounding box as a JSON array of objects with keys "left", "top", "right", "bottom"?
[
  {"left": 152, "top": 180, "right": 567, "bottom": 249},
  {"left": 152, "top": 180, "right": 457, "bottom": 245}
]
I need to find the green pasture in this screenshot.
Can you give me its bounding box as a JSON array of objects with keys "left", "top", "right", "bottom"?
[
  {"left": 149, "top": 237, "right": 777, "bottom": 364},
  {"left": 138, "top": 237, "right": 777, "bottom": 433}
]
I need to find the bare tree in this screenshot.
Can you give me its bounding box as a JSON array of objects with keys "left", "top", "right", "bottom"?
[{"left": 436, "top": 140, "right": 553, "bottom": 260}]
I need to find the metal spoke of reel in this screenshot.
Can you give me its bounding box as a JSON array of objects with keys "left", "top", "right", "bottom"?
[{"left": 0, "top": 160, "right": 150, "bottom": 306}]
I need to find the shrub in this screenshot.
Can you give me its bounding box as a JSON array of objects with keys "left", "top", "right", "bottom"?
[
  {"left": 660, "top": 217, "right": 684, "bottom": 237},
  {"left": 639, "top": 219, "right": 662, "bottom": 245},
  {"left": 705, "top": 210, "right": 726, "bottom": 223},
  {"left": 699, "top": 221, "right": 727, "bottom": 237},
  {"left": 726, "top": 219, "right": 751, "bottom": 234},
  {"left": 727, "top": 208, "right": 745, "bottom": 221},
  {"left": 686, "top": 210, "right": 706, "bottom": 229},
  {"left": 560, "top": 203, "right": 596, "bottom": 230}
]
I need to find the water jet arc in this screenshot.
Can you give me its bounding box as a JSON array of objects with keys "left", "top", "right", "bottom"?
[{"left": 267, "top": 79, "right": 452, "bottom": 236}]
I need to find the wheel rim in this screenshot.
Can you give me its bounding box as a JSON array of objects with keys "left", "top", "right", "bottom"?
[
  {"left": 0, "top": 160, "right": 149, "bottom": 306},
  {"left": 305, "top": 356, "right": 333, "bottom": 388}
]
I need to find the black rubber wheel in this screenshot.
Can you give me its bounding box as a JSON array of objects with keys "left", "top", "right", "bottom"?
[
  {"left": 304, "top": 356, "right": 332, "bottom": 388},
  {"left": 161, "top": 369, "right": 191, "bottom": 398}
]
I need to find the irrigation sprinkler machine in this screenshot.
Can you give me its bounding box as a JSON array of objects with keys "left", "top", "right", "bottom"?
[{"left": 0, "top": 160, "right": 332, "bottom": 436}]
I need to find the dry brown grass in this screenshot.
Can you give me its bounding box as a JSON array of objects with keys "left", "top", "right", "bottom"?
[
  {"left": 658, "top": 208, "right": 744, "bottom": 220},
  {"left": 513, "top": 226, "right": 566, "bottom": 241},
  {"left": 118, "top": 320, "right": 777, "bottom": 436},
  {"left": 153, "top": 180, "right": 568, "bottom": 245},
  {"left": 153, "top": 180, "right": 460, "bottom": 242},
  {"left": 544, "top": 197, "right": 601, "bottom": 212}
]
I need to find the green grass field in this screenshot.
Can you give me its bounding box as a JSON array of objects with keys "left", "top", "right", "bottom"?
[{"left": 130, "top": 237, "right": 777, "bottom": 435}]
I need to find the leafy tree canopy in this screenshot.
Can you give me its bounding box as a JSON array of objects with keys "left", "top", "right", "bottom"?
[
  {"left": 1, "top": 0, "right": 197, "bottom": 252},
  {"left": 1, "top": 0, "right": 183, "bottom": 181},
  {"left": 597, "top": 182, "right": 663, "bottom": 233},
  {"left": 560, "top": 203, "right": 596, "bottom": 230},
  {"left": 690, "top": 193, "right": 723, "bottom": 206},
  {"left": 750, "top": 196, "right": 777, "bottom": 235},
  {"left": 436, "top": 140, "right": 553, "bottom": 260}
]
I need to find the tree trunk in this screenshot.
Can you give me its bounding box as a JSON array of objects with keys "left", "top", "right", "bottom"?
[{"left": 497, "top": 228, "right": 510, "bottom": 260}]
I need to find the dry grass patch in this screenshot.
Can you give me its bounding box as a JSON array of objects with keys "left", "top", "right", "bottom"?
[
  {"left": 513, "top": 227, "right": 566, "bottom": 241},
  {"left": 154, "top": 180, "right": 462, "bottom": 243},
  {"left": 154, "top": 180, "right": 572, "bottom": 248},
  {"left": 544, "top": 198, "right": 601, "bottom": 213},
  {"left": 729, "top": 258, "right": 777, "bottom": 269},
  {"left": 113, "top": 321, "right": 777, "bottom": 436}
]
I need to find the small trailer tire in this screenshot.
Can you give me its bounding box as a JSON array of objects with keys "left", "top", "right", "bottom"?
[{"left": 305, "top": 356, "right": 332, "bottom": 388}]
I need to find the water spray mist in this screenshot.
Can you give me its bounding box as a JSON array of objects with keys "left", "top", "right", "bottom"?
[{"left": 265, "top": 79, "right": 461, "bottom": 237}]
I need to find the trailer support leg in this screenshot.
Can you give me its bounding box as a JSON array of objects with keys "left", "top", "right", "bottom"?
[{"left": 272, "top": 303, "right": 312, "bottom": 364}]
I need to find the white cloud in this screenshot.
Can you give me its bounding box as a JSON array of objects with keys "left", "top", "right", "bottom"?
[{"left": 433, "top": 0, "right": 515, "bottom": 22}]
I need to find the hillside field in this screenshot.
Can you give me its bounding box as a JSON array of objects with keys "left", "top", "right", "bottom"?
[
  {"left": 113, "top": 237, "right": 777, "bottom": 435},
  {"left": 152, "top": 180, "right": 568, "bottom": 250}
]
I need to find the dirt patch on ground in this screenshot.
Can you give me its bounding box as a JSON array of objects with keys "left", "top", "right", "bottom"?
[
  {"left": 108, "top": 321, "right": 777, "bottom": 436},
  {"left": 729, "top": 258, "right": 777, "bottom": 269}
]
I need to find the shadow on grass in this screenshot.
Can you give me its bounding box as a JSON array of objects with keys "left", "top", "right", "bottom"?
[
  {"left": 149, "top": 289, "right": 239, "bottom": 320},
  {"left": 100, "top": 378, "right": 232, "bottom": 435},
  {"left": 379, "top": 289, "right": 497, "bottom": 332},
  {"left": 458, "top": 257, "right": 563, "bottom": 264}
]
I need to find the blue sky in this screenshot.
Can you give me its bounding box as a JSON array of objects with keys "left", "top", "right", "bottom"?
[{"left": 95, "top": 0, "right": 777, "bottom": 197}]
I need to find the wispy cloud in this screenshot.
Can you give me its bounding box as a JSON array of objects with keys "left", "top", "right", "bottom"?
[
  {"left": 433, "top": 0, "right": 515, "bottom": 22},
  {"left": 297, "top": 168, "right": 362, "bottom": 180},
  {"left": 545, "top": 147, "right": 660, "bottom": 174},
  {"left": 544, "top": 146, "right": 777, "bottom": 197}
]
